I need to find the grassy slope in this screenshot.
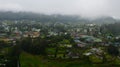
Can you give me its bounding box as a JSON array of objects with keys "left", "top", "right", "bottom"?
[
  {"left": 20, "top": 52, "right": 92, "bottom": 67},
  {"left": 20, "top": 52, "right": 120, "bottom": 67}
]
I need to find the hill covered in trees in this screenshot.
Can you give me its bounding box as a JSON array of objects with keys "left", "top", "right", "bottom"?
[
  {"left": 0, "top": 11, "right": 81, "bottom": 23},
  {"left": 0, "top": 11, "right": 118, "bottom": 24}
]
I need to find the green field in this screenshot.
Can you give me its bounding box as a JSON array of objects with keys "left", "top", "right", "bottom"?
[
  {"left": 20, "top": 52, "right": 120, "bottom": 67},
  {"left": 20, "top": 52, "right": 92, "bottom": 67}
]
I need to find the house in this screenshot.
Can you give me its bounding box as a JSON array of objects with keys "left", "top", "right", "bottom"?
[
  {"left": 83, "top": 52, "right": 92, "bottom": 56},
  {"left": 67, "top": 52, "right": 79, "bottom": 58},
  {"left": 74, "top": 39, "right": 81, "bottom": 43},
  {"left": 80, "top": 35, "right": 102, "bottom": 43},
  {"left": 23, "top": 31, "right": 40, "bottom": 38},
  {"left": 59, "top": 44, "right": 72, "bottom": 48},
  {"left": 0, "top": 33, "right": 7, "bottom": 38},
  {"left": 77, "top": 43, "right": 86, "bottom": 48},
  {"left": 90, "top": 47, "right": 103, "bottom": 56}
]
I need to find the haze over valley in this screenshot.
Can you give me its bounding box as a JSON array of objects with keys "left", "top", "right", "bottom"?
[{"left": 0, "top": 0, "right": 120, "bottom": 67}]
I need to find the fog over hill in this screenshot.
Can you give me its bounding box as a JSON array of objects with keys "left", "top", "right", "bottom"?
[
  {"left": 1, "top": 0, "right": 120, "bottom": 18},
  {"left": 0, "top": 11, "right": 118, "bottom": 24}
]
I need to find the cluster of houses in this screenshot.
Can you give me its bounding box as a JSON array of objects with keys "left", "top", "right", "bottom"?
[
  {"left": 0, "top": 22, "right": 41, "bottom": 43},
  {"left": 1, "top": 21, "right": 120, "bottom": 59}
]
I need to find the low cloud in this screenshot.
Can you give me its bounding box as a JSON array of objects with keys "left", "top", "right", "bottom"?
[
  {"left": 0, "top": 3, "right": 23, "bottom": 11},
  {"left": 0, "top": 0, "right": 120, "bottom": 18}
]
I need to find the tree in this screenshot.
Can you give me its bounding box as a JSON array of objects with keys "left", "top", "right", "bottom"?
[
  {"left": 107, "top": 44, "right": 119, "bottom": 61},
  {"left": 20, "top": 36, "right": 48, "bottom": 55}
]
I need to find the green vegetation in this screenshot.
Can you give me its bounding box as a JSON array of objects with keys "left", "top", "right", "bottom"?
[
  {"left": 20, "top": 52, "right": 120, "bottom": 67},
  {"left": 20, "top": 52, "right": 92, "bottom": 67},
  {"left": 1, "top": 14, "right": 120, "bottom": 67}
]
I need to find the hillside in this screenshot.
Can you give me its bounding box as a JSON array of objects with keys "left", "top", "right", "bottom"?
[{"left": 0, "top": 11, "right": 118, "bottom": 24}]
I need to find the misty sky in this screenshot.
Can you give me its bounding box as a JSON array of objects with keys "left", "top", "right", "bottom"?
[{"left": 0, "top": 0, "right": 120, "bottom": 18}]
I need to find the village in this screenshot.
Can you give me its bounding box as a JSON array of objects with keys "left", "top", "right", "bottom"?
[{"left": 0, "top": 20, "right": 120, "bottom": 66}]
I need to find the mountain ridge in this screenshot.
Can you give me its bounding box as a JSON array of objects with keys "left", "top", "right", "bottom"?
[{"left": 0, "top": 11, "right": 118, "bottom": 24}]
